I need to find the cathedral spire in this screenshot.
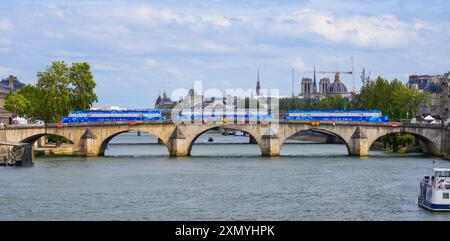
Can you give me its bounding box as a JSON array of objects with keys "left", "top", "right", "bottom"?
[
  {"left": 313, "top": 65, "right": 317, "bottom": 93},
  {"left": 256, "top": 69, "right": 261, "bottom": 96},
  {"left": 292, "top": 68, "right": 295, "bottom": 98}
]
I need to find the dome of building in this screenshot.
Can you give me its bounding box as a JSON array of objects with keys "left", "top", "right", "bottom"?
[{"left": 327, "top": 81, "right": 347, "bottom": 93}]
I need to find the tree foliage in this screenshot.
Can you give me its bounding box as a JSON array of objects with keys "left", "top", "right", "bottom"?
[
  {"left": 4, "top": 93, "right": 31, "bottom": 117},
  {"left": 69, "top": 62, "right": 98, "bottom": 110},
  {"left": 37, "top": 61, "right": 72, "bottom": 123},
  {"left": 382, "top": 133, "right": 414, "bottom": 152},
  {"left": 279, "top": 95, "right": 352, "bottom": 113},
  {"left": 356, "top": 77, "right": 430, "bottom": 119},
  {"left": 15, "top": 84, "right": 42, "bottom": 119},
  {"left": 5, "top": 60, "right": 98, "bottom": 123}
]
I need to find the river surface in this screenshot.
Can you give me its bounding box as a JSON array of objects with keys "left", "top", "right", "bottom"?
[{"left": 1, "top": 132, "right": 450, "bottom": 220}]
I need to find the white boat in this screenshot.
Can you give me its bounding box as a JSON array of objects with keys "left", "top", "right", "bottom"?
[
  {"left": 418, "top": 168, "right": 450, "bottom": 211},
  {"left": 233, "top": 131, "right": 245, "bottom": 136}
]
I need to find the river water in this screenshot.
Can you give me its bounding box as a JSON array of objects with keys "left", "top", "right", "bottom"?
[{"left": 1, "top": 131, "right": 449, "bottom": 220}]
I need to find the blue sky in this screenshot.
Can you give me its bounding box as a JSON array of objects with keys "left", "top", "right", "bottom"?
[{"left": 1, "top": 0, "right": 449, "bottom": 108}]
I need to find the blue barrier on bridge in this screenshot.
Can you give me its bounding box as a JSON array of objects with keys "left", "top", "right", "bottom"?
[
  {"left": 284, "top": 110, "right": 388, "bottom": 122},
  {"left": 62, "top": 109, "right": 166, "bottom": 123}
]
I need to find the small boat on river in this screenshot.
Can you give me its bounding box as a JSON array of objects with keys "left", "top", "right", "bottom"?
[{"left": 418, "top": 168, "right": 450, "bottom": 211}]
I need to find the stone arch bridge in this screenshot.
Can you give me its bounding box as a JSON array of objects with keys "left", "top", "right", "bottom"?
[{"left": 0, "top": 120, "right": 448, "bottom": 158}]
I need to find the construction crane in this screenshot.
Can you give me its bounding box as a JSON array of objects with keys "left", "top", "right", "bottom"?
[
  {"left": 304, "top": 69, "right": 353, "bottom": 81},
  {"left": 304, "top": 57, "right": 356, "bottom": 92}
]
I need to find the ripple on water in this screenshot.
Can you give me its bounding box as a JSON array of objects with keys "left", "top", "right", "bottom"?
[{"left": 0, "top": 134, "right": 449, "bottom": 220}]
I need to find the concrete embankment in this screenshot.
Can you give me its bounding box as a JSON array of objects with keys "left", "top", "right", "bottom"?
[{"left": 34, "top": 144, "right": 78, "bottom": 156}]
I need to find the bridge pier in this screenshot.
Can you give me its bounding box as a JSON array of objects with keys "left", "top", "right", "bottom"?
[
  {"left": 348, "top": 127, "right": 369, "bottom": 156},
  {"left": 442, "top": 129, "right": 450, "bottom": 160},
  {"left": 167, "top": 128, "right": 190, "bottom": 157},
  {"left": 260, "top": 134, "right": 281, "bottom": 156},
  {"left": 79, "top": 128, "right": 100, "bottom": 157},
  {"left": 419, "top": 141, "right": 441, "bottom": 156}
]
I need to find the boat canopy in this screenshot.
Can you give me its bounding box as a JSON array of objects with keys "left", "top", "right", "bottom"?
[{"left": 433, "top": 168, "right": 450, "bottom": 177}]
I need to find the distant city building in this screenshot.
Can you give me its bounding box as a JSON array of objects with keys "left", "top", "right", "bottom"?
[
  {"left": 186, "top": 88, "right": 204, "bottom": 107},
  {"left": 155, "top": 90, "right": 177, "bottom": 109},
  {"left": 319, "top": 77, "right": 330, "bottom": 95},
  {"left": 408, "top": 72, "right": 450, "bottom": 119},
  {"left": 300, "top": 71, "right": 350, "bottom": 99},
  {"left": 300, "top": 77, "right": 313, "bottom": 97},
  {"left": 408, "top": 74, "right": 444, "bottom": 91},
  {"left": 0, "top": 75, "right": 26, "bottom": 123},
  {"left": 327, "top": 73, "right": 351, "bottom": 98}
]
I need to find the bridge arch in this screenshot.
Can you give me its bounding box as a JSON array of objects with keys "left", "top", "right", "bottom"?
[
  {"left": 367, "top": 130, "right": 440, "bottom": 155},
  {"left": 98, "top": 129, "right": 170, "bottom": 156},
  {"left": 20, "top": 133, "right": 77, "bottom": 146},
  {"left": 279, "top": 127, "right": 351, "bottom": 155},
  {"left": 186, "top": 125, "right": 263, "bottom": 156}
]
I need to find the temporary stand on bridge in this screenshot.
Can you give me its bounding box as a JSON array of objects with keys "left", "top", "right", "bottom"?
[{"left": 0, "top": 142, "right": 34, "bottom": 167}]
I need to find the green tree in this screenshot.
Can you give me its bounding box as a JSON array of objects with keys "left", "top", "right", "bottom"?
[
  {"left": 317, "top": 96, "right": 352, "bottom": 110},
  {"left": 14, "top": 84, "right": 42, "bottom": 120},
  {"left": 4, "top": 93, "right": 31, "bottom": 117},
  {"left": 356, "top": 76, "right": 430, "bottom": 152},
  {"left": 356, "top": 76, "right": 430, "bottom": 120},
  {"left": 279, "top": 96, "right": 353, "bottom": 112},
  {"left": 36, "top": 61, "right": 71, "bottom": 123},
  {"left": 30, "top": 60, "right": 98, "bottom": 123},
  {"left": 69, "top": 62, "right": 98, "bottom": 110}
]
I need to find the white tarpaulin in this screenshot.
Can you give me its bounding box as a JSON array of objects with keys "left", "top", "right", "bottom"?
[
  {"left": 424, "top": 115, "right": 435, "bottom": 121},
  {"left": 13, "top": 117, "right": 28, "bottom": 125}
]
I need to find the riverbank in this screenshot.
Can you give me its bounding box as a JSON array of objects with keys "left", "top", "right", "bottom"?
[{"left": 34, "top": 144, "right": 78, "bottom": 156}]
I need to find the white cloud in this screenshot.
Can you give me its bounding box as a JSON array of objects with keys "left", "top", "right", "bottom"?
[
  {"left": 273, "top": 9, "right": 421, "bottom": 48},
  {"left": 0, "top": 66, "right": 13, "bottom": 75},
  {"left": 47, "top": 4, "right": 65, "bottom": 19},
  {"left": 413, "top": 20, "right": 439, "bottom": 32},
  {"left": 165, "top": 66, "right": 183, "bottom": 78},
  {"left": 79, "top": 24, "right": 130, "bottom": 38},
  {"left": 142, "top": 58, "right": 184, "bottom": 79},
  {"left": 319, "top": 55, "right": 348, "bottom": 66},
  {"left": 0, "top": 18, "right": 13, "bottom": 31},
  {"left": 202, "top": 42, "right": 233, "bottom": 53},
  {"left": 292, "top": 57, "right": 306, "bottom": 70},
  {"left": 0, "top": 38, "right": 11, "bottom": 45},
  {"left": 96, "top": 6, "right": 196, "bottom": 26},
  {"left": 45, "top": 31, "right": 65, "bottom": 39},
  {"left": 144, "top": 58, "right": 158, "bottom": 67},
  {"left": 202, "top": 16, "right": 231, "bottom": 28},
  {"left": 0, "top": 48, "right": 10, "bottom": 53},
  {"left": 51, "top": 50, "right": 90, "bottom": 58},
  {"left": 85, "top": 5, "right": 240, "bottom": 31},
  {"left": 92, "top": 63, "right": 115, "bottom": 71}
]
